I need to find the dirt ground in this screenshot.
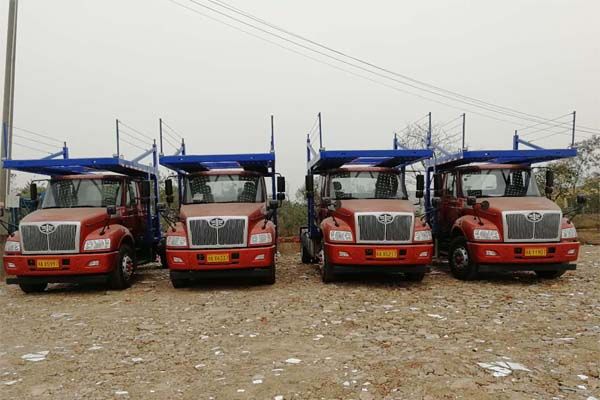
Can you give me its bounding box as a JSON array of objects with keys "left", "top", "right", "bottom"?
[{"left": 1, "top": 245, "right": 599, "bottom": 400}]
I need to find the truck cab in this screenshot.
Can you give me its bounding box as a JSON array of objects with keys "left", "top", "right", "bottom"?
[
  {"left": 159, "top": 127, "right": 284, "bottom": 287},
  {"left": 429, "top": 148, "right": 581, "bottom": 280},
  {"left": 300, "top": 119, "right": 434, "bottom": 282},
  {"left": 3, "top": 145, "right": 161, "bottom": 293}
]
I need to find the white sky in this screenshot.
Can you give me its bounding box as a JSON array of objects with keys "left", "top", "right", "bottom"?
[{"left": 1, "top": 0, "right": 599, "bottom": 196}]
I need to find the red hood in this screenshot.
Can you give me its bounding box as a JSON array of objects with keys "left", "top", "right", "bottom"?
[
  {"left": 337, "top": 199, "right": 415, "bottom": 215},
  {"left": 483, "top": 197, "right": 560, "bottom": 212},
  {"left": 180, "top": 203, "right": 265, "bottom": 220},
  {"left": 22, "top": 208, "right": 108, "bottom": 224}
]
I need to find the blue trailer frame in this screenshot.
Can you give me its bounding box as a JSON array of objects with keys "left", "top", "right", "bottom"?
[
  {"left": 2, "top": 138, "right": 162, "bottom": 246},
  {"left": 304, "top": 113, "right": 433, "bottom": 240}
]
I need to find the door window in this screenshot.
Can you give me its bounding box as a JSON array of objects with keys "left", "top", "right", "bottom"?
[{"left": 443, "top": 173, "right": 456, "bottom": 197}]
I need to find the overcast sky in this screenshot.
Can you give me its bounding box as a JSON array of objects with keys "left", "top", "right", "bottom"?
[{"left": 1, "top": 0, "right": 599, "bottom": 196}]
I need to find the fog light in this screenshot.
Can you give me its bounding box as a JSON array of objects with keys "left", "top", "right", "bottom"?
[
  {"left": 7, "top": 262, "right": 16, "bottom": 269},
  {"left": 485, "top": 250, "right": 498, "bottom": 256},
  {"left": 419, "top": 251, "right": 429, "bottom": 257},
  {"left": 173, "top": 257, "right": 184, "bottom": 263},
  {"left": 567, "top": 249, "right": 576, "bottom": 255},
  {"left": 88, "top": 260, "right": 100, "bottom": 267},
  {"left": 339, "top": 251, "right": 350, "bottom": 257},
  {"left": 254, "top": 254, "right": 265, "bottom": 261}
]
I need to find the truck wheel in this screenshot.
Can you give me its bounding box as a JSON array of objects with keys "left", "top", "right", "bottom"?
[
  {"left": 109, "top": 245, "right": 136, "bottom": 290},
  {"left": 263, "top": 264, "right": 276, "bottom": 285},
  {"left": 405, "top": 272, "right": 425, "bottom": 282},
  {"left": 449, "top": 237, "right": 478, "bottom": 281},
  {"left": 301, "top": 245, "right": 314, "bottom": 264},
  {"left": 321, "top": 253, "right": 336, "bottom": 283},
  {"left": 535, "top": 270, "right": 566, "bottom": 279},
  {"left": 170, "top": 276, "right": 189, "bottom": 289},
  {"left": 18, "top": 282, "right": 47, "bottom": 293}
]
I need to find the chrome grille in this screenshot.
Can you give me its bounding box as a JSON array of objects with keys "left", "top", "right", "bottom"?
[
  {"left": 188, "top": 217, "right": 247, "bottom": 248},
  {"left": 503, "top": 211, "right": 561, "bottom": 242},
  {"left": 20, "top": 222, "right": 80, "bottom": 254},
  {"left": 356, "top": 213, "right": 413, "bottom": 243}
]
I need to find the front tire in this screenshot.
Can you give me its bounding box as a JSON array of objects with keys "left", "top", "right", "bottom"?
[
  {"left": 109, "top": 245, "right": 136, "bottom": 290},
  {"left": 321, "top": 252, "right": 336, "bottom": 283},
  {"left": 449, "top": 237, "right": 478, "bottom": 280},
  {"left": 170, "top": 275, "right": 189, "bottom": 289},
  {"left": 535, "top": 270, "right": 566, "bottom": 279},
  {"left": 263, "top": 264, "right": 276, "bottom": 285},
  {"left": 19, "top": 282, "right": 47, "bottom": 293},
  {"left": 405, "top": 272, "right": 426, "bottom": 282},
  {"left": 301, "top": 245, "right": 314, "bottom": 264}
]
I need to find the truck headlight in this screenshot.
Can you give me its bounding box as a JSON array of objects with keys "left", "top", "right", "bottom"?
[
  {"left": 84, "top": 238, "right": 111, "bottom": 251},
  {"left": 250, "top": 233, "right": 273, "bottom": 245},
  {"left": 166, "top": 236, "right": 188, "bottom": 247},
  {"left": 473, "top": 229, "right": 500, "bottom": 241},
  {"left": 414, "top": 230, "right": 432, "bottom": 242},
  {"left": 4, "top": 241, "right": 21, "bottom": 252},
  {"left": 329, "top": 230, "right": 353, "bottom": 242},
  {"left": 561, "top": 227, "right": 577, "bottom": 239}
]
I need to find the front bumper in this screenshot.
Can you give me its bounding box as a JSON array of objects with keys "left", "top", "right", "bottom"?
[
  {"left": 3, "top": 251, "right": 119, "bottom": 284},
  {"left": 167, "top": 245, "right": 275, "bottom": 271},
  {"left": 467, "top": 241, "right": 580, "bottom": 266},
  {"left": 325, "top": 243, "right": 433, "bottom": 268}
]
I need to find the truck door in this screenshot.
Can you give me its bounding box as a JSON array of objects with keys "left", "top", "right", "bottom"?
[
  {"left": 439, "top": 172, "right": 461, "bottom": 236},
  {"left": 123, "top": 180, "right": 144, "bottom": 244}
]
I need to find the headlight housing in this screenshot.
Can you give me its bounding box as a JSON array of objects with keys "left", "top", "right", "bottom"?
[
  {"left": 561, "top": 227, "right": 577, "bottom": 239},
  {"left": 473, "top": 229, "right": 500, "bottom": 241},
  {"left": 329, "top": 230, "right": 353, "bottom": 242},
  {"left": 83, "top": 238, "right": 111, "bottom": 251},
  {"left": 414, "top": 230, "right": 432, "bottom": 242},
  {"left": 166, "top": 236, "right": 188, "bottom": 247},
  {"left": 250, "top": 233, "right": 273, "bottom": 245},
  {"left": 4, "top": 240, "right": 21, "bottom": 252}
]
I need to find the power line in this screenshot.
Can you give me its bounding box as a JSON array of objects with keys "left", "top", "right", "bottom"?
[
  {"left": 11, "top": 126, "right": 63, "bottom": 144},
  {"left": 13, "top": 134, "right": 61, "bottom": 150},
  {"left": 12, "top": 141, "right": 52, "bottom": 155},
  {"left": 118, "top": 121, "right": 155, "bottom": 143},
  {"left": 181, "top": 0, "right": 600, "bottom": 134},
  {"left": 161, "top": 120, "right": 183, "bottom": 141},
  {"left": 119, "top": 137, "right": 148, "bottom": 152}
]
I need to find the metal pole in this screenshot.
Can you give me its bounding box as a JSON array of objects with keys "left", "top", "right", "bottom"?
[
  {"left": 270, "top": 114, "right": 275, "bottom": 153},
  {"left": 159, "top": 118, "right": 163, "bottom": 155},
  {"left": 426, "top": 112, "right": 432, "bottom": 148},
  {"left": 1, "top": 0, "right": 19, "bottom": 212},
  {"left": 461, "top": 113, "right": 466, "bottom": 150},
  {"left": 571, "top": 111, "right": 576, "bottom": 147},
  {"left": 115, "top": 119, "right": 120, "bottom": 157},
  {"left": 318, "top": 112, "right": 323, "bottom": 150},
  {"left": 513, "top": 130, "right": 519, "bottom": 150}
]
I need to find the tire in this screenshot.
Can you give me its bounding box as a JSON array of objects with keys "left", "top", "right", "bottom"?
[
  {"left": 156, "top": 240, "right": 168, "bottom": 269},
  {"left": 321, "top": 252, "right": 336, "bottom": 283},
  {"left": 109, "top": 245, "right": 136, "bottom": 290},
  {"left": 263, "top": 264, "right": 276, "bottom": 285},
  {"left": 405, "top": 272, "right": 426, "bottom": 282},
  {"left": 449, "top": 237, "right": 478, "bottom": 281},
  {"left": 301, "top": 245, "right": 314, "bottom": 264},
  {"left": 170, "top": 276, "right": 189, "bottom": 289},
  {"left": 535, "top": 270, "right": 566, "bottom": 279},
  {"left": 18, "top": 282, "right": 47, "bottom": 294}
]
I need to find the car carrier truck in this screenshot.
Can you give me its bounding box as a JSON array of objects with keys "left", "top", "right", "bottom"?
[
  {"left": 300, "top": 114, "right": 434, "bottom": 282},
  {"left": 426, "top": 132, "right": 582, "bottom": 280},
  {"left": 159, "top": 119, "right": 285, "bottom": 287},
  {"left": 2, "top": 139, "right": 161, "bottom": 293}
]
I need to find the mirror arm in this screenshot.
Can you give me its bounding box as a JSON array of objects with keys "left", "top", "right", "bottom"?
[{"left": 99, "top": 215, "right": 111, "bottom": 235}]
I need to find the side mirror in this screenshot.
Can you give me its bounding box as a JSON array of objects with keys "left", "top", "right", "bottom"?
[
  {"left": 277, "top": 176, "right": 286, "bottom": 193},
  {"left": 305, "top": 174, "right": 314, "bottom": 196},
  {"left": 466, "top": 196, "right": 477, "bottom": 206},
  {"left": 433, "top": 174, "right": 443, "bottom": 197},
  {"left": 277, "top": 192, "right": 286, "bottom": 201},
  {"left": 415, "top": 174, "right": 424, "bottom": 199},
  {"left": 106, "top": 205, "right": 117, "bottom": 216},
  {"left": 30, "top": 183, "right": 38, "bottom": 202},
  {"left": 140, "top": 180, "right": 151, "bottom": 199},
  {"left": 545, "top": 170, "right": 554, "bottom": 188},
  {"left": 431, "top": 198, "right": 440, "bottom": 208},
  {"left": 480, "top": 200, "right": 490, "bottom": 210},
  {"left": 165, "top": 179, "right": 174, "bottom": 204},
  {"left": 576, "top": 195, "right": 586, "bottom": 205},
  {"left": 268, "top": 199, "right": 279, "bottom": 210}
]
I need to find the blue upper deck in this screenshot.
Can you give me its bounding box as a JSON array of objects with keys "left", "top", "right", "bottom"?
[
  {"left": 159, "top": 152, "right": 276, "bottom": 175},
  {"left": 308, "top": 149, "right": 432, "bottom": 174}
]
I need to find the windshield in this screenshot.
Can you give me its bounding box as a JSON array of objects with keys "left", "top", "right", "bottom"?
[
  {"left": 328, "top": 171, "right": 408, "bottom": 200},
  {"left": 461, "top": 169, "right": 541, "bottom": 198},
  {"left": 184, "top": 174, "right": 265, "bottom": 204},
  {"left": 42, "top": 179, "right": 122, "bottom": 209}
]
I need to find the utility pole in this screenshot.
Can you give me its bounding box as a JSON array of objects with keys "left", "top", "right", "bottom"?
[{"left": 1, "top": 0, "right": 19, "bottom": 215}]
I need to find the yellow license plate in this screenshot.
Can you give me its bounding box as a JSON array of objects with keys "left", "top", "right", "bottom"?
[
  {"left": 206, "top": 254, "right": 230, "bottom": 263},
  {"left": 36, "top": 259, "right": 60, "bottom": 269},
  {"left": 375, "top": 249, "right": 398, "bottom": 259},
  {"left": 524, "top": 248, "right": 547, "bottom": 257}
]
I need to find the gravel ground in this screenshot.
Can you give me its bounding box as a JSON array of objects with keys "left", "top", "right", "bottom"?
[{"left": 0, "top": 245, "right": 599, "bottom": 400}]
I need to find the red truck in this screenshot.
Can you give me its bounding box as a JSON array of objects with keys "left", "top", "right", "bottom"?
[
  {"left": 300, "top": 116, "right": 434, "bottom": 282},
  {"left": 428, "top": 140, "right": 581, "bottom": 280},
  {"left": 159, "top": 125, "right": 285, "bottom": 287},
  {"left": 2, "top": 142, "right": 162, "bottom": 293}
]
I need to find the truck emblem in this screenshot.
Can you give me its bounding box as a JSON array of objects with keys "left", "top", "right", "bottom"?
[
  {"left": 377, "top": 214, "right": 394, "bottom": 225},
  {"left": 526, "top": 212, "right": 543, "bottom": 223},
  {"left": 39, "top": 223, "right": 57, "bottom": 235},
  {"left": 208, "top": 218, "right": 226, "bottom": 229}
]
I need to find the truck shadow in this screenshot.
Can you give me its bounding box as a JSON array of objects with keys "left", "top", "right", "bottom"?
[{"left": 431, "top": 265, "right": 561, "bottom": 285}]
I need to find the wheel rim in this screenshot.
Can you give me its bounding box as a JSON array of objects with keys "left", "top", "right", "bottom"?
[
  {"left": 122, "top": 254, "right": 134, "bottom": 280},
  {"left": 452, "top": 246, "right": 469, "bottom": 271}
]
